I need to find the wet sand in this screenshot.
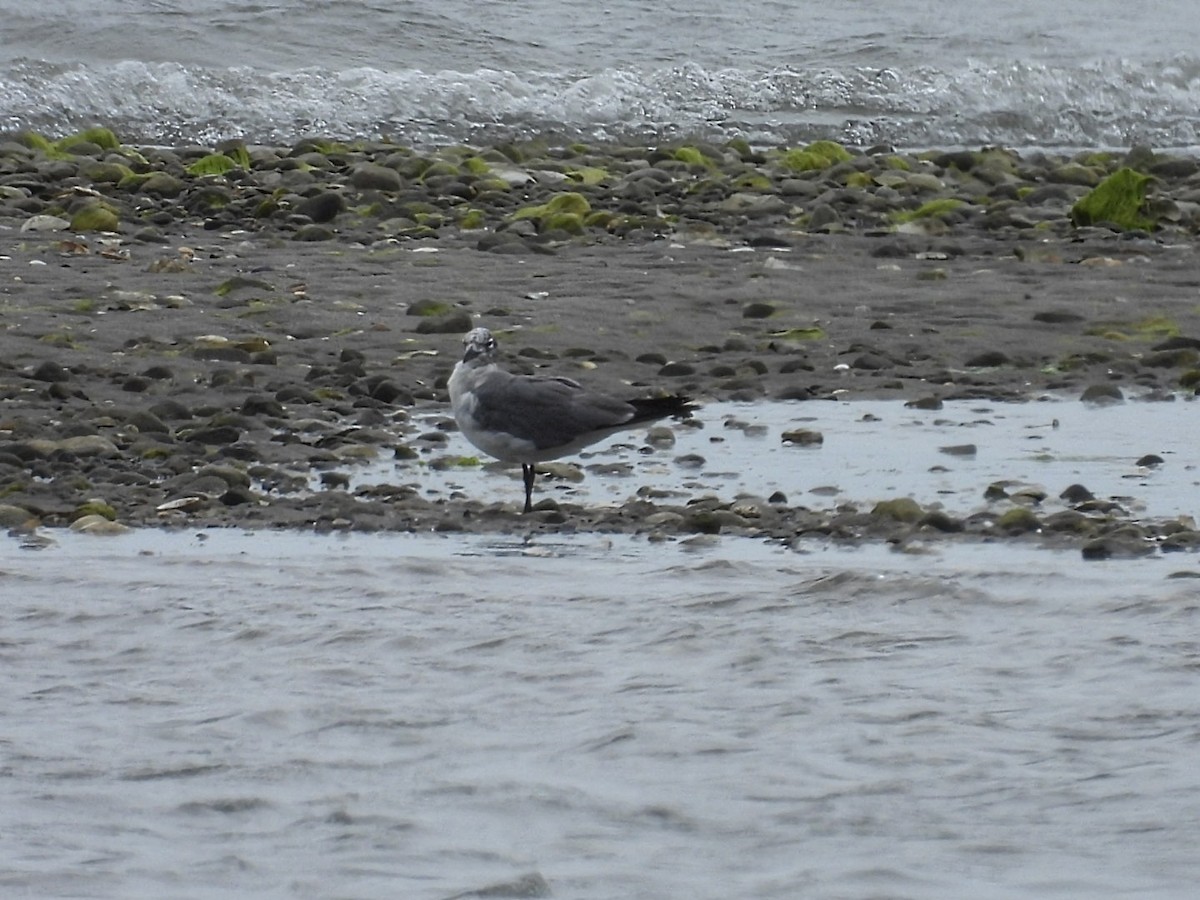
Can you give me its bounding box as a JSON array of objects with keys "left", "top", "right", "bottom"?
[{"left": 3, "top": 143, "right": 1200, "bottom": 552}]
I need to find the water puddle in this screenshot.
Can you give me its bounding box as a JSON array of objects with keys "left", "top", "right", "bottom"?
[{"left": 378, "top": 395, "right": 1197, "bottom": 520}]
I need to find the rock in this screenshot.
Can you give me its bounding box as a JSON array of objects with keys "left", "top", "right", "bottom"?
[
  {"left": 939, "top": 443, "right": 977, "bottom": 456},
  {"left": 180, "top": 425, "right": 242, "bottom": 445},
  {"left": 996, "top": 507, "right": 1041, "bottom": 533},
  {"left": 781, "top": 428, "right": 823, "bottom": 446},
  {"left": 1069, "top": 168, "right": 1155, "bottom": 231},
  {"left": 126, "top": 410, "right": 171, "bottom": 434},
  {"left": 872, "top": 497, "right": 923, "bottom": 523},
  {"left": 1080, "top": 384, "right": 1124, "bottom": 404},
  {"left": 69, "top": 514, "right": 132, "bottom": 535},
  {"left": 70, "top": 203, "right": 119, "bottom": 232},
  {"left": 742, "top": 301, "right": 777, "bottom": 319},
  {"left": 414, "top": 311, "right": 473, "bottom": 335},
  {"left": 1059, "top": 483, "right": 1095, "bottom": 503},
  {"left": 140, "top": 171, "right": 186, "bottom": 197},
  {"left": 905, "top": 395, "right": 944, "bottom": 410},
  {"left": 57, "top": 435, "right": 120, "bottom": 457},
  {"left": 20, "top": 214, "right": 70, "bottom": 232},
  {"left": 0, "top": 503, "right": 34, "bottom": 527},
  {"left": 31, "top": 361, "right": 70, "bottom": 383},
  {"left": 350, "top": 163, "right": 402, "bottom": 191},
  {"left": 1082, "top": 530, "right": 1155, "bottom": 560},
  {"left": 658, "top": 362, "right": 695, "bottom": 377},
  {"left": 965, "top": 350, "right": 1010, "bottom": 367},
  {"left": 295, "top": 190, "right": 345, "bottom": 223},
  {"left": 293, "top": 224, "right": 335, "bottom": 241}
]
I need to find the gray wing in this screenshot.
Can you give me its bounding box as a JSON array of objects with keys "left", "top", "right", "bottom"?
[{"left": 471, "top": 372, "right": 635, "bottom": 449}]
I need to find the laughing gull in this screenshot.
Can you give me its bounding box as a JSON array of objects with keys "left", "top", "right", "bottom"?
[{"left": 448, "top": 326, "right": 695, "bottom": 512}]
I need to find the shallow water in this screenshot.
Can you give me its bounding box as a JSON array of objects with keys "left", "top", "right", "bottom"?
[
  {"left": 2, "top": 528, "right": 1199, "bottom": 899},
  {"left": 402, "top": 396, "right": 1200, "bottom": 522}
]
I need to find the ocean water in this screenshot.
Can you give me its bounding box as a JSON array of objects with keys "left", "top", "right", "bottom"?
[
  {"left": 2, "top": 0, "right": 1199, "bottom": 149},
  {"left": 2, "top": 529, "right": 1200, "bottom": 899}
]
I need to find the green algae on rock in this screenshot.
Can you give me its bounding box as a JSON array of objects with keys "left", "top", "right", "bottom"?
[
  {"left": 779, "top": 140, "right": 853, "bottom": 172},
  {"left": 1069, "top": 167, "right": 1156, "bottom": 231},
  {"left": 69, "top": 202, "right": 120, "bottom": 232}
]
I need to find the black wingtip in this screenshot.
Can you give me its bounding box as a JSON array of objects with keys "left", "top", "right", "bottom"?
[{"left": 628, "top": 394, "right": 699, "bottom": 423}]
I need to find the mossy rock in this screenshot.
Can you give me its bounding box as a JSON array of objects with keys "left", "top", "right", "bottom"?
[
  {"left": 872, "top": 497, "right": 924, "bottom": 523},
  {"left": 57, "top": 127, "right": 121, "bottom": 153},
  {"left": 583, "top": 210, "right": 616, "bottom": 228},
  {"left": 566, "top": 166, "right": 610, "bottom": 186},
  {"left": 780, "top": 140, "right": 853, "bottom": 173},
  {"left": 725, "top": 138, "right": 754, "bottom": 160},
  {"left": 77, "top": 127, "right": 120, "bottom": 150},
  {"left": 673, "top": 146, "right": 715, "bottom": 168},
  {"left": 186, "top": 153, "right": 241, "bottom": 176},
  {"left": 511, "top": 191, "right": 592, "bottom": 226},
  {"left": 115, "top": 172, "right": 151, "bottom": 191},
  {"left": 17, "top": 131, "right": 74, "bottom": 161},
  {"left": 418, "top": 160, "right": 462, "bottom": 181},
  {"left": 462, "top": 156, "right": 491, "bottom": 176},
  {"left": 1069, "top": 167, "right": 1157, "bottom": 231},
  {"left": 997, "top": 507, "right": 1041, "bottom": 533},
  {"left": 543, "top": 212, "right": 586, "bottom": 234},
  {"left": 890, "top": 198, "right": 965, "bottom": 225},
  {"left": 731, "top": 172, "right": 772, "bottom": 191},
  {"left": 844, "top": 171, "right": 874, "bottom": 189},
  {"left": 82, "top": 160, "right": 134, "bottom": 184},
  {"left": 70, "top": 202, "right": 119, "bottom": 232},
  {"left": 1084, "top": 316, "right": 1180, "bottom": 341},
  {"left": 139, "top": 171, "right": 186, "bottom": 197},
  {"left": 407, "top": 298, "right": 452, "bottom": 317},
  {"left": 458, "top": 208, "right": 486, "bottom": 229},
  {"left": 73, "top": 499, "right": 117, "bottom": 521},
  {"left": 254, "top": 197, "right": 281, "bottom": 218}
]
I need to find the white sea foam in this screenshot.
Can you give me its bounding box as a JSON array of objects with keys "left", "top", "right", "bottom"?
[{"left": 2, "top": 0, "right": 1199, "bottom": 148}]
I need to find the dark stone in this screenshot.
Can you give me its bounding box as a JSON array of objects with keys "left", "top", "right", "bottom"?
[
  {"left": 1033, "top": 310, "right": 1086, "bottom": 324},
  {"left": 242, "top": 395, "right": 287, "bottom": 418},
  {"left": 1060, "top": 483, "right": 1095, "bottom": 503},
  {"left": 350, "top": 163, "right": 402, "bottom": 192},
  {"left": 148, "top": 398, "right": 193, "bottom": 420},
  {"left": 275, "top": 385, "right": 320, "bottom": 404},
  {"left": 1080, "top": 384, "right": 1124, "bottom": 404},
  {"left": 905, "top": 395, "right": 944, "bottom": 410},
  {"left": 126, "top": 410, "right": 171, "bottom": 434},
  {"left": 293, "top": 224, "right": 335, "bottom": 241},
  {"left": 31, "top": 361, "right": 70, "bottom": 383},
  {"left": 367, "top": 379, "right": 414, "bottom": 405},
  {"left": 658, "top": 362, "right": 696, "bottom": 377},
  {"left": 295, "top": 190, "right": 345, "bottom": 223},
  {"left": 965, "top": 351, "right": 1010, "bottom": 367},
  {"left": 181, "top": 425, "right": 242, "bottom": 445},
  {"left": 414, "top": 311, "right": 473, "bottom": 335},
  {"left": 742, "top": 301, "right": 777, "bottom": 319}
]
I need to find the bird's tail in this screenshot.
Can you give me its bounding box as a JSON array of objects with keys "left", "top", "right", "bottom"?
[{"left": 627, "top": 394, "right": 698, "bottom": 425}]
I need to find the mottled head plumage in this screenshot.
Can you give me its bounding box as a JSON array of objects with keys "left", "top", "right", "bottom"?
[{"left": 461, "top": 327, "right": 498, "bottom": 364}]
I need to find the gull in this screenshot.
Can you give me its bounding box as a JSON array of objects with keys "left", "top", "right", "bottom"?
[{"left": 448, "top": 326, "right": 695, "bottom": 512}]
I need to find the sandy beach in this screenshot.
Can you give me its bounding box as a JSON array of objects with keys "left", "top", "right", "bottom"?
[{"left": 2, "top": 135, "right": 1199, "bottom": 551}]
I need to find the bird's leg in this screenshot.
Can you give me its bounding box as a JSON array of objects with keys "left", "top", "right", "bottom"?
[{"left": 522, "top": 463, "right": 536, "bottom": 514}]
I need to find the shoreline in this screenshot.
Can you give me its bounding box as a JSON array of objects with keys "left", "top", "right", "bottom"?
[{"left": 2, "top": 131, "right": 1200, "bottom": 555}]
